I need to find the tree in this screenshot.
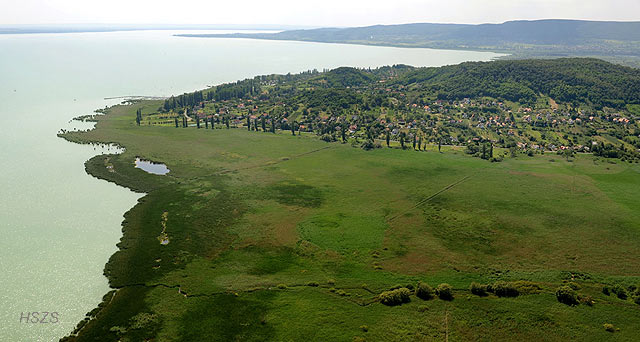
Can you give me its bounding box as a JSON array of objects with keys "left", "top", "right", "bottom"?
[
  {"left": 412, "top": 134, "right": 416, "bottom": 150},
  {"left": 417, "top": 135, "right": 422, "bottom": 151},
  {"left": 438, "top": 139, "right": 442, "bottom": 153},
  {"left": 481, "top": 143, "right": 487, "bottom": 159},
  {"left": 291, "top": 121, "right": 296, "bottom": 136},
  {"left": 562, "top": 148, "right": 574, "bottom": 161},
  {"left": 261, "top": 116, "right": 266, "bottom": 132},
  {"left": 386, "top": 130, "right": 390, "bottom": 147},
  {"left": 135, "top": 108, "right": 142, "bottom": 126},
  {"left": 174, "top": 117, "right": 179, "bottom": 128},
  {"left": 205, "top": 118, "right": 208, "bottom": 129},
  {"left": 196, "top": 116, "right": 200, "bottom": 129},
  {"left": 210, "top": 117, "right": 214, "bottom": 130},
  {"left": 510, "top": 146, "right": 517, "bottom": 158},
  {"left": 400, "top": 132, "right": 405, "bottom": 149},
  {"left": 271, "top": 120, "right": 276, "bottom": 133},
  {"left": 341, "top": 125, "right": 347, "bottom": 143},
  {"left": 254, "top": 118, "right": 259, "bottom": 131},
  {"left": 247, "top": 116, "right": 251, "bottom": 131},
  {"left": 225, "top": 117, "right": 230, "bottom": 129}
]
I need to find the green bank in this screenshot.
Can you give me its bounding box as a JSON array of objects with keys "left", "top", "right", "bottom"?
[{"left": 61, "top": 64, "right": 640, "bottom": 342}]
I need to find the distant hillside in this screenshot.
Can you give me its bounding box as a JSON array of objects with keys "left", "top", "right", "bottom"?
[
  {"left": 396, "top": 58, "right": 640, "bottom": 107},
  {"left": 179, "top": 20, "right": 640, "bottom": 68}
]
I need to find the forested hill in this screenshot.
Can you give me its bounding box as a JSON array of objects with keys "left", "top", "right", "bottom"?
[
  {"left": 164, "top": 58, "right": 640, "bottom": 111},
  {"left": 178, "top": 20, "right": 640, "bottom": 68},
  {"left": 397, "top": 58, "right": 640, "bottom": 108}
]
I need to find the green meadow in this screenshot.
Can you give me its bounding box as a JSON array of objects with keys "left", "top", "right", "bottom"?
[{"left": 62, "top": 101, "right": 640, "bottom": 341}]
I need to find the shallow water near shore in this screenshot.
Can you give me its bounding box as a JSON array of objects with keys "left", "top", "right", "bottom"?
[{"left": 0, "top": 30, "right": 503, "bottom": 341}]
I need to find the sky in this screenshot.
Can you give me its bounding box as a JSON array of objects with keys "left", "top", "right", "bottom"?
[{"left": 1, "top": 0, "right": 639, "bottom": 27}]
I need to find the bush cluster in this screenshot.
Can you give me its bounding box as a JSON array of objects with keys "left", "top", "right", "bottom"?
[
  {"left": 489, "top": 281, "right": 519, "bottom": 297},
  {"left": 612, "top": 284, "right": 628, "bottom": 299},
  {"left": 565, "top": 282, "right": 581, "bottom": 291},
  {"left": 436, "top": 283, "right": 454, "bottom": 301},
  {"left": 415, "top": 282, "right": 434, "bottom": 300},
  {"left": 555, "top": 286, "right": 579, "bottom": 305},
  {"left": 469, "top": 282, "right": 488, "bottom": 296},
  {"left": 379, "top": 288, "right": 412, "bottom": 306}
]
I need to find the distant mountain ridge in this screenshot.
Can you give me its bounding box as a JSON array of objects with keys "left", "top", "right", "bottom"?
[
  {"left": 178, "top": 19, "right": 640, "bottom": 68},
  {"left": 247, "top": 20, "right": 640, "bottom": 45}
]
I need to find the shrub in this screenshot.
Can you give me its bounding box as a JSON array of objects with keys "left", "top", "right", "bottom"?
[
  {"left": 417, "top": 305, "right": 429, "bottom": 312},
  {"left": 320, "top": 133, "right": 335, "bottom": 142},
  {"left": 566, "top": 282, "right": 581, "bottom": 290},
  {"left": 628, "top": 284, "right": 637, "bottom": 294},
  {"left": 602, "top": 286, "right": 610, "bottom": 296},
  {"left": 556, "top": 286, "right": 579, "bottom": 305},
  {"left": 306, "top": 281, "right": 319, "bottom": 287},
  {"left": 603, "top": 323, "right": 615, "bottom": 332},
  {"left": 612, "top": 284, "right": 628, "bottom": 300},
  {"left": 327, "top": 279, "right": 336, "bottom": 285},
  {"left": 359, "top": 325, "right": 369, "bottom": 332},
  {"left": 491, "top": 281, "right": 519, "bottom": 297},
  {"left": 512, "top": 280, "right": 542, "bottom": 294},
  {"left": 129, "top": 312, "right": 159, "bottom": 330},
  {"left": 277, "top": 284, "right": 287, "bottom": 289},
  {"left": 634, "top": 296, "right": 640, "bottom": 305},
  {"left": 336, "top": 289, "right": 348, "bottom": 296},
  {"left": 379, "top": 288, "right": 412, "bottom": 306},
  {"left": 415, "top": 282, "right": 434, "bottom": 300},
  {"left": 469, "top": 282, "right": 488, "bottom": 296},
  {"left": 436, "top": 283, "right": 454, "bottom": 301}
]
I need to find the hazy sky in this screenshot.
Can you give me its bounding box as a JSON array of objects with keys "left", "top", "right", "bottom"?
[{"left": 2, "top": 0, "right": 639, "bottom": 26}]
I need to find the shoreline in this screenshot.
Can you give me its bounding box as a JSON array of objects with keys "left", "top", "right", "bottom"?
[{"left": 58, "top": 105, "right": 151, "bottom": 340}]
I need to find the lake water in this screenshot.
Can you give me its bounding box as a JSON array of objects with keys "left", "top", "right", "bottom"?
[{"left": 0, "top": 30, "right": 504, "bottom": 342}]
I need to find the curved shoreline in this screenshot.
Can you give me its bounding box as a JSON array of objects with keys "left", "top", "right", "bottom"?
[{"left": 58, "top": 107, "right": 149, "bottom": 341}]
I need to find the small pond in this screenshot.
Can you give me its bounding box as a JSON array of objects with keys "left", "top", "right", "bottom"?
[{"left": 134, "top": 157, "right": 170, "bottom": 175}]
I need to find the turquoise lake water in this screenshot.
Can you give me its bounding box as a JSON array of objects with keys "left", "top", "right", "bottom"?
[{"left": 0, "top": 30, "right": 503, "bottom": 341}]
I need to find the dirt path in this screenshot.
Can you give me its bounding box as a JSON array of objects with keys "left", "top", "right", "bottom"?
[{"left": 387, "top": 175, "right": 472, "bottom": 222}]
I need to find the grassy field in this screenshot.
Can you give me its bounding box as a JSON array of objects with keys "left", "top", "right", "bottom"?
[{"left": 61, "top": 101, "right": 640, "bottom": 341}]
